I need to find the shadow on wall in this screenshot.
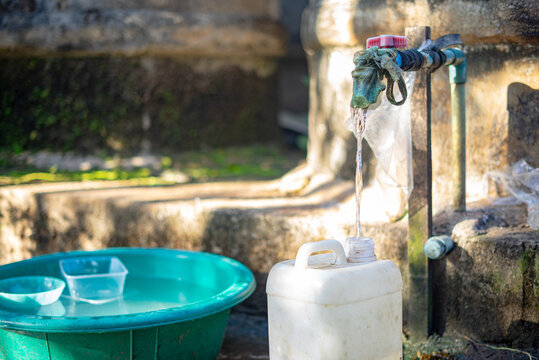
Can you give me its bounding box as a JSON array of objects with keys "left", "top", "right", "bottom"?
[
  {"left": 507, "top": 82, "right": 539, "bottom": 167},
  {"left": 441, "top": 245, "right": 509, "bottom": 341},
  {"left": 507, "top": 320, "right": 539, "bottom": 348}
]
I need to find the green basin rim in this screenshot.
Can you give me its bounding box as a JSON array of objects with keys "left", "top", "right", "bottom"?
[{"left": 0, "top": 248, "right": 256, "bottom": 333}]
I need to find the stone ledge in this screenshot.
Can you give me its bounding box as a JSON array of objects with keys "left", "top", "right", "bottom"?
[
  {"left": 1, "top": 0, "right": 278, "bottom": 17},
  {"left": 0, "top": 180, "right": 357, "bottom": 272},
  {"left": 302, "top": 0, "right": 538, "bottom": 51},
  {"left": 0, "top": 10, "right": 287, "bottom": 57},
  {"left": 0, "top": 180, "right": 412, "bottom": 273},
  {"left": 433, "top": 210, "right": 539, "bottom": 348}
]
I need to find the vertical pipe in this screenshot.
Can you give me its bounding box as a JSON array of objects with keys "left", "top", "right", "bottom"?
[
  {"left": 405, "top": 26, "right": 432, "bottom": 340},
  {"left": 449, "top": 62, "right": 467, "bottom": 212}
]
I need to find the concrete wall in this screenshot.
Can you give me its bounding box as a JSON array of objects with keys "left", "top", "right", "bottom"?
[
  {"left": 432, "top": 206, "right": 539, "bottom": 348},
  {"left": 0, "top": 0, "right": 286, "bottom": 154}
]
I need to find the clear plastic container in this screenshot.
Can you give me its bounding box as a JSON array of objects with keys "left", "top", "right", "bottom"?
[
  {"left": 60, "top": 256, "right": 128, "bottom": 304},
  {"left": 0, "top": 276, "right": 65, "bottom": 309}
]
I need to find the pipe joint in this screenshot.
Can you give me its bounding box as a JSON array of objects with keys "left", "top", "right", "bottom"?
[
  {"left": 445, "top": 48, "right": 466, "bottom": 66},
  {"left": 449, "top": 61, "right": 467, "bottom": 84},
  {"left": 424, "top": 236, "right": 454, "bottom": 260}
]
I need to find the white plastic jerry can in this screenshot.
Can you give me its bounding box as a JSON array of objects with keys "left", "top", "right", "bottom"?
[{"left": 266, "top": 239, "right": 403, "bottom": 360}]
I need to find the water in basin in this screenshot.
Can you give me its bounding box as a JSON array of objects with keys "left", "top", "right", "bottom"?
[
  {"left": 2, "top": 277, "right": 218, "bottom": 317},
  {"left": 0, "top": 249, "right": 255, "bottom": 359}
]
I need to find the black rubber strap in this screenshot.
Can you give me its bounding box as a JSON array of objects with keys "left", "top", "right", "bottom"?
[
  {"left": 437, "top": 49, "right": 447, "bottom": 69},
  {"left": 399, "top": 48, "right": 448, "bottom": 73},
  {"left": 386, "top": 76, "right": 407, "bottom": 106},
  {"left": 425, "top": 49, "right": 446, "bottom": 73},
  {"left": 398, "top": 49, "right": 424, "bottom": 71}
]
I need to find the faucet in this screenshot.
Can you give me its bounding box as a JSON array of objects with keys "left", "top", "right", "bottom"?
[
  {"left": 351, "top": 34, "right": 466, "bottom": 110},
  {"left": 350, "top": 33, "right": 467, "bottom": 213}
]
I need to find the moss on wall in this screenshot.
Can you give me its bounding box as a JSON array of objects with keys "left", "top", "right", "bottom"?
[
  {"left": 520, "top": 249, "right": 539, "bottom": 300},
  {"left": 0, "top": 57, "right": 279, "bottom": 154}
]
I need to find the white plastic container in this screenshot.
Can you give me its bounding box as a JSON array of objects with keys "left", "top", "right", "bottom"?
[
  {"left": 266, "top": 239, "right": 403, "bottom": 360},
  {"left": 60, "top": 256, "right": 128, "bottom": 304}
]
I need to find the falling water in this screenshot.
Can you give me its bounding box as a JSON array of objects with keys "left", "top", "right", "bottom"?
[{"left": 351, "top": 107, "right": 367, "bottom": 237}]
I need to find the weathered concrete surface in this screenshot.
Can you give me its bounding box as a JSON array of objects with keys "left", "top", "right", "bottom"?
[
  {"left": 301, "top": 0, "right": 539, "bottom": 212},
  {"left": 0, "top": 0, "right": 280, "bottom": 15},
  {"left": 0, "top": 57, "right": 281, "bottom": 154},
  {"left": 0, "top": 180, "right": 360, "bottom": 272},
  {"left": 431, "top": 46, "right": 538, "bottom": 210},
  {"left": 0, "top": 0, "right": 285, "bottom": 154},
  {"left": 302, "top": 0, "right": 538, "bottom": 50},
  {"left": 431, "top": 202, "right": 539, "bottom": 348},
  {"left": 0, "top": 0, "right": 285, "bottom": 57},
  {"left": 0, "top": 176, "right": 412, "bottom": 272},
  {"left": 0, "top": 179, "right": 410, "bottom": 338}
]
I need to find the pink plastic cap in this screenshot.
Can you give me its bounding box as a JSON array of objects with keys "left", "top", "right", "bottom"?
[{"left": 366, "top": 35, "right": 407, "bottom": 49}]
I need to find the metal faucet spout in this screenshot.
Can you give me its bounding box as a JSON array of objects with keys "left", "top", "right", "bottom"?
[
  {"left": 350, "top": 66, "right": 385, "bottom": 109},
  {"left": 350, "top": 34, "right": 466, "bottom": 111},
  {"left": 350, "top": 46, "right": 406, "bottom": 110}
]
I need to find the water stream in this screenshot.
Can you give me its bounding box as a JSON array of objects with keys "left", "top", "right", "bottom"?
[{"left": 351, "top": 107, "right": 367, "bottom": 237}]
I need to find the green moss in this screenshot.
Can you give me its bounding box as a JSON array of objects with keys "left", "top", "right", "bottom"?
[
  {"left": 403, "top": 335, "right": 465, "bottom": 359},
  {"left": 0, "top": 145, "right": 303, "bottom": 185},
  {"left": 157, "top": 89, "right": 174, "bottom": 104},
  {"left": 173, "top": 145, "right": 298, "bottom": 181},
  {"left": 477, "top": 263, "right": 523, "bottom": 297},
  {"left": 0, "top": 57, "right": 279, "bottom": 154},
  {"left": 0, "top": 58, "right": 144, "bottom": 153},
  {"left": 520, "top": 250, "right": 534, "bottom": 273},
  {"left": 0, "top": 168, "right": 166, "bottom": 186},
  {"left": 488, "top": 270, "right": 504, "bottom": 294},
  {"left": 408, "top": 208, "right": 429, "bottom": 275},
  {"left": 520, "top": 250, "right": 539, "bottom": 298},
  {"left": 161, "top": 156, "right": 172, "bottom": 169}
]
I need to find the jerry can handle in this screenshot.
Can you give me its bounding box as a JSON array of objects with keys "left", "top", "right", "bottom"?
[{"left": 295, "top": 240, "right": 347, "bottom": 269}]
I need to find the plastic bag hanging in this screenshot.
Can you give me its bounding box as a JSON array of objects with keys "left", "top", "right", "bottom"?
[
  {"left": 483, "top": 159, "right": 539, "bottom": 229},
  {"left": 346, "top": 72, "right": 415, "bottom": 220}
]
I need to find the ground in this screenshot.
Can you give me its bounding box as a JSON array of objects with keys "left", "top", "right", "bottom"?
[
  {"left": 218, "top": 307, "right": 539, "bottom": 359},
  {"left": 217, "top": 273, "right": 539, "bottom": 360}
]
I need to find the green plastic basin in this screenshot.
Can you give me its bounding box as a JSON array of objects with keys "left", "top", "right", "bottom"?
[{"left": 0, "top": 248, "right": 256, "bottom": 360}]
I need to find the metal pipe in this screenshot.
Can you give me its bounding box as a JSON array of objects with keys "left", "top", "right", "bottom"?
[
  {"left": 424, "top": 235, "right": 454, "bottom": 259},
  {"left": 442, "top": 49, "right": 456, "bottom": 65},
  {"left": 421, "top": 48, "right": 463, "bottom": 69},
  {"left": 405, "top": 47, "right": 467, "bottom": 211},
  {"left": 448, "top": 54, "right": 466, "bottom": 212}
]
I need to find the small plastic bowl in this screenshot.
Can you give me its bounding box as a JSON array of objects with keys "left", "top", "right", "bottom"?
[
  {"left": 60, "top": 256, "right": 128, "bottom": 304},
  {"left": 0, "top": 276, "right": 65, "bottom": 309}
]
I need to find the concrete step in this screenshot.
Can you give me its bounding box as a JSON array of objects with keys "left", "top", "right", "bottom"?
[{"left": 0, "top": 179, "right": 361, "bottom": 272}]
